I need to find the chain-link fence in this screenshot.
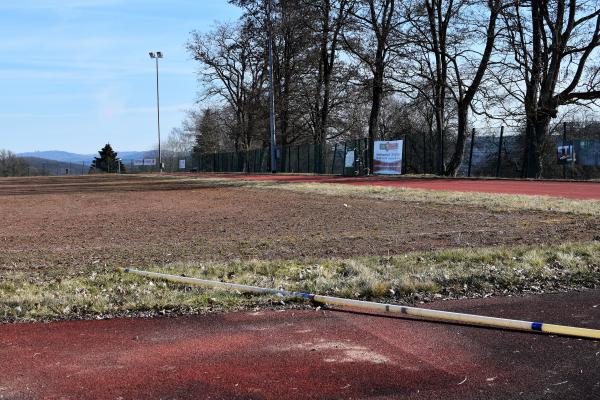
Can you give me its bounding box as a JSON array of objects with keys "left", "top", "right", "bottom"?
[
  {"left": 12, "top": 122, "right": 600, "bottom": 179},
  {"left": 123, "top": 154, "right": 195, "bottom": 174},
  {"left": 12, "top": 155, "right": 198, "bottom": 176},
  {"left": 459, "top": 128, "right": 523, "bottom": 178},
  {"left": 460, "top": 123, "right": 600, "bottom": 179},
  {"left": 193, "top": 138, "right": 370, "bottom": 176},
  {"left": 18, "top": 160, "right": 95, "bottom": 176},
  {"left": 191, "top": 126, "right": 600, "bottom": 180}
]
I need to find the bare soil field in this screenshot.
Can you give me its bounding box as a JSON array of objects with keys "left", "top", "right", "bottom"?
[{"left": 1, "top": 175, "right": 599, "bottom": 273}]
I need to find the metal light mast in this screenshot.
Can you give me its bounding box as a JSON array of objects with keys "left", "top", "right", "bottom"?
[
  {"left": 267, "top": 0, "right": 277, "bottom": 173},
  {"left": 149, "top": 51, "right": 163, "bottom": 172}
]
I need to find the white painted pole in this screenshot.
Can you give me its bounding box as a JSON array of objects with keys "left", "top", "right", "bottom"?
[{"left": 119, "top": 268, "right": 600, "bottom": 340}]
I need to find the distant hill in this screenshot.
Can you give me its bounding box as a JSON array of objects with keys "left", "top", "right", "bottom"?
[
  {"left": 17, "top": 151, "right": 95, "bottom": 163},
  {"left": 20, "top": 157, "right": 86, "bottom": 176},
  {"left": 17, "top": 150, "right": 154, "bottom": 163}
]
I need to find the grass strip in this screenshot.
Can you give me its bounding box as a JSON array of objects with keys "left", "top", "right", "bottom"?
[
  {"left": 173, "top": 177, "right": 600, "bottom": 216},
  {"left": 2, "top": 242, "right": 599, "bottom": 323}
]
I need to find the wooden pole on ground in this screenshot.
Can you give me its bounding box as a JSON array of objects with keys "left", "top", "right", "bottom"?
[{"left": 119, "top": 268, "right": 600, "bottom": 340}]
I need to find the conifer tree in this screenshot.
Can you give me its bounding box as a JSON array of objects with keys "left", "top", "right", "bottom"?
[{"left": 90, "top": 144, "right": 125, "bottom": 173}]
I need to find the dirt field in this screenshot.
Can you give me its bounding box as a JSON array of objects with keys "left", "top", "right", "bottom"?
[{"left": 1, "top": 175, "right": 599, "bottom": 273}]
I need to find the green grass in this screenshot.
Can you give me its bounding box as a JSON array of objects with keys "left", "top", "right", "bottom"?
[{"left": 2, "top": 242, "right": 599, "bottom": 322}]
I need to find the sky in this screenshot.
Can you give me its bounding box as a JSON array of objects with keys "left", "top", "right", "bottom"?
[{"left": 0, "top": 0, "right": 241, "bottom": 154}]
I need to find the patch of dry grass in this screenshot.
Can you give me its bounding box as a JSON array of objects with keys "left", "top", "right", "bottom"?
[
  {"left": 175, "top": 176, "right": 600, "bottom": 216},
  {"left": 2, "top": 242, "right": 599, "bottom": 322}
]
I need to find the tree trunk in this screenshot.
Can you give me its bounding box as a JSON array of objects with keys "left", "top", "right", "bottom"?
[
  {"left": 531, "top": 119, "right": 549, "bottom": 178},
  {"left": 445, "top": 106, "right": 468, "bottom": 176},
  {"left": 521, "top": 118, "right": 548, "bottom": 178},
  {"left": 368, "top": 58, "right": 385, "bottom": 173}
]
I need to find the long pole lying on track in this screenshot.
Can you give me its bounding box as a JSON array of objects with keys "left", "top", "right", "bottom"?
[{"left": 119, "top": 268, "right": 600, "bottom": 340}]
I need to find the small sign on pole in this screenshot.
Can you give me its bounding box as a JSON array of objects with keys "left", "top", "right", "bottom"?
[
  {"left": 179, "top": 159, "right": 186, "bottom": 169},
  {"left": 373, "top": 140, "right": 403, "bottom": 174}
]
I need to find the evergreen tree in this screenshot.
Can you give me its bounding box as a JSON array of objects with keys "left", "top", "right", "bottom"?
[{"left": 90, "top": 144, "right": 125, "bottom": 173}]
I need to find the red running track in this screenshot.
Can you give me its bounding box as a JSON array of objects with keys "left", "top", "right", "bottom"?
[
  {"left": 1, "top": 290, "right": 599, "bottom": 399},
  {"left": 192, "top": 173, "right": 600, "bottom": 200}
]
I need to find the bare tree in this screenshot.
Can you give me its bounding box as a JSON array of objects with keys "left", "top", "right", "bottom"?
[
  {"left": 398, "top": 0, "right": 504, "bottom": 175},
  {"left": 304, "top": 0, "right": 356, "bottom": 144},
  {"left": 189, "top": 108, "right": 233, "bottom": 154},
  {"left": 187, "top": 21, "right": 268, "bottom": 152},
  {"left": 495, "top": 0, "right": 600, "bottom": 177},
  {"left": 0, "top": 150, "right": 29, "bottom": 177},
  {"left": 344, "top": 0, "right": 407, "bottom": 170}
]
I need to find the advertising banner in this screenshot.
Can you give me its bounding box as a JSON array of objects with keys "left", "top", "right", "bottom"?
[
  {"left": 374, "top": 140, "right": 403, "bottom": 174},
  {"left": 143, "top": 159, "right": 157, "bottom": 166},
  {"left": 557, "top": 145, "right": 575, "bottom": 164},
  {"left": 133, "top": 160, "right": 144, "bottom": 166}
]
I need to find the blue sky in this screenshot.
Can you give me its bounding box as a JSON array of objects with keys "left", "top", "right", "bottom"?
[{"left": 0, "top": 0, "right": 241, "bottom": 153}]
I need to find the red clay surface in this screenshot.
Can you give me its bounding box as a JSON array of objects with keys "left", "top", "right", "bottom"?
[
  {"left": 193, "top": 173, "right": 600, "bottom": 200},
  {"left": 2, "top": 290, "right": 599, "bottom": 400},
  {"left": 5, "top": 175, "right": 599, "bottom": 272}
]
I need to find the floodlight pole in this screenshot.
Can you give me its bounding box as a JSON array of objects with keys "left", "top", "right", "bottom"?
[
  {"left": 149, "top": 51, "right": 163, "bottom": 172},
  {"left": 267, "top": 0, "right": 277, "bottom": 173}
]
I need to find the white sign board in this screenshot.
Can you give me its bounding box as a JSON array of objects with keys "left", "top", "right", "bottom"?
[
  {"left": 133, "top": 160, "right": 144, "bottom": 166},
  {"left": 373, "top": 140, "right": 403, "bottom": 175},
  {"left": 143, "top": 159, "right": 157, "bottom": 166},
  {"left": 179, "top": 159, "right": 186, "bottom": 169},
  {"left": 345, "top": 150, "right": 355, "bottom": 168}
]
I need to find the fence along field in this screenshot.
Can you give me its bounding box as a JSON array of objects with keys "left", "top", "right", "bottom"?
[
  {"left": 4, "top": 122, "right": 600, "bottom": 179},
  {"left": 192, "top": 122, "right": 600, "bottom": 180}
]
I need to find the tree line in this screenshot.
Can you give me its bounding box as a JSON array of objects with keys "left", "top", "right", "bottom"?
[
  {"left": 177, "top": 0, "right": 600, "bottom": 177},
  {"left": 0, "top": 150, "right": 29, "bottom": 177}
]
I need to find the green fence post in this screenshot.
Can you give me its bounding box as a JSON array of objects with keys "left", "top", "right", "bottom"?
[
  {"left": 563, "top": 122, "right": 567, "bottom": 180},
  {"left": 496, "top": 126, "right": 505, "bottom": 178},
  {"left": 331, "top": 143, "right": 338, "bottom": 174},
  {"left": 467, "top": 128, "right": 475, "bottom": 177}
]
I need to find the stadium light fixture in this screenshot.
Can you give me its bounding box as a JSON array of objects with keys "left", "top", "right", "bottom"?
[{"left": 149, "top": 51, "right": 164, "bottom": 172}]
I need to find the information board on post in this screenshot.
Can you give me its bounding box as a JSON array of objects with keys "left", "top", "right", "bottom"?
[
  {"left": 179, "top": 159, "right": 186, "bottom": 169},
  {"left": 373, "top": 140, "right": 403, "bottom": 175},
  {"left": 557, "top": 145, "right": 576, "bottom": 164}
]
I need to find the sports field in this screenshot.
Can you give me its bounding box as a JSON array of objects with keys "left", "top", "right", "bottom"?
[
  {"left": 1, "top": 174, "right": 600, "bottom": 399},
  {"left": 2, "top": 175, "right": 599, "bottom": 271}
]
